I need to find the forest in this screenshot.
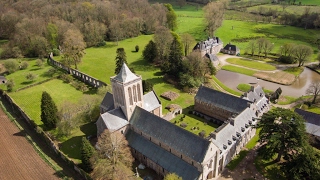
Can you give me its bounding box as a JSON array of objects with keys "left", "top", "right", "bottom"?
[{"left": 0, "top": 0, "right": 171, "bottom": 58}]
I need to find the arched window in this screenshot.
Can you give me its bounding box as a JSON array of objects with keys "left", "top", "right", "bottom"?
[
  {"left": 133, "top": 85, "right": 137, "bottom": 102},
  {"left": 137, "top": 83, "right": 141, "bottom": 101},
  {"left": 128, "top": 87, "right": 133, "bottom": 105}
]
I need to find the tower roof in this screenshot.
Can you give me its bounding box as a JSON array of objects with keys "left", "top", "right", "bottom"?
[{"left": 113, "top": 63, "right": 138, "bottom": 83}]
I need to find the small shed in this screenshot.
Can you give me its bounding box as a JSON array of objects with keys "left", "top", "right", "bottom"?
[
  {"left": 221, "top": 43, "right": 240, "bottom": 55},
  {"left": 0, "top": 76, "right": 7, "bottom": 84}
]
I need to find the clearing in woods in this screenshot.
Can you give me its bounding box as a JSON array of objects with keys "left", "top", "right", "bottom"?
[{"left": 0, "top": 108, "right": 59, "bottom": 180}]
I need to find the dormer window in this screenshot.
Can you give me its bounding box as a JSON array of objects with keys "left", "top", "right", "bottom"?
[
  {"left": 241, "top": 127, "right": 245, "bottom": 132},
  {"left": 236, "top": 132, "right": 241, "bottom": 137},
  {"left": 228, "top": 140, "right": 232, "bottom": 145},
  {"left": 223, "top": 145, "right": 227, "bottom": 149},
  {"left": 232, "top": 136, "right": 236, "bottom": 141},
  {"left": 245, "top": 124, "right": 249, "bottom": 128}
]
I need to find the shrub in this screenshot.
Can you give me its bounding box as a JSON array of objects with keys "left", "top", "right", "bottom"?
[
  {"left": 278, "top": 55, "right": 295, "bottom": 64},
  {"left": 36, "top": 59, "right": 44, "bottom": 68},
  {"left": 52, "top": 48, "right": 60, "bottom": 56},
  {"left": 135, "top": 45, "right": 139, "bottom": 52},
  {"left": 6, "top": 79, "right": 15, "bottom": 92},
  {"left": 4, "top": 60, "right": 19, "bottom": 74},
  {"left": 142, "top": 80, "right": 154, "bottom": 93},
  {"left": 180, "top": 122, "right": 187, "bottom": 128},
  {"left": 60, "top": 74, "right": 73, "bottom": 83},
  {"left": 96, "top": 41, "right": 106, "bottom": 47},
  {"left": 199, "top": 130, "right": 206, "bottom": 138},
  {"left": 45, "top": 68, "right": 57, "bottom": 77},
  {"left": 20, "top": 61, "right": 29, "bottom": 70},
  {"left": 26, "top": 73, "right": 37, "bottom": 81}
]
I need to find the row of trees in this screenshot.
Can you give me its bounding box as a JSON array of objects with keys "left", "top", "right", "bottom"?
[
  {"left": 257, "top": 108, "right": 320, "bottom": 179},
  {"left": 0, "top": 0, "right": 175, "bottom": 59}
]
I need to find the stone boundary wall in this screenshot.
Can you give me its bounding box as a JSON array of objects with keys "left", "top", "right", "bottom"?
[
  {"left": 0, "top": 90, "right": 91, "bottom": 180},
  {"left": 47, "top": 53, "right": 107, "bottom": 88}
]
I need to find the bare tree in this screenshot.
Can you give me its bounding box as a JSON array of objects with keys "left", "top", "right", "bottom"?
[
  {"left": 177, "top": 0, "right": 186, "bottom": 9},
  {"left": 279, "top": 43, "right": 295, "bottom": 57},
  {"left": 262, "top": 39, "right": 274, "bottom": 58},
  {"left": 181, "top": 33, "right": 195, "bottom": 56},
  {"left": 91, "top": 130, "right": 134, "bottom": 180},
  {"left": 306, "top": 80, "right": 320, "bottom": 104},
  {"left": 246, "top": 40, "right": 256, "bottom": 56},
  {"left": 203, "top": 1, "right": 225, "bottom": 37},
  {"left": 293, "top": 44, "right": 313, "bottom": 67}
]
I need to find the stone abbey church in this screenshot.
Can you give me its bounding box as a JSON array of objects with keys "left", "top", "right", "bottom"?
[{"left": 96, "top": 64, "right": 270, "bottom": 180}]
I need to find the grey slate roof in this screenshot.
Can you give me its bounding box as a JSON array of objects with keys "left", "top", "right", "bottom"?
[
  {"left": 223, "top": 44, "right": 239, "bottom": 52},
  {"left": 193, "top": 37, "right": 222, "bottom": 51},
  {"left": 112, "top": 63, "right": 138, "bottom": 83},
  {"left": 99, "top": 108, "right": 128, "bottom": 132},
  {"left": 100, "top": 92, "right": 114, "bottom": 113},
  {"left": 143, "top": 90, "right": 161, "bottom": 112},
  {"left": 126, "top": 129, "right": 200, "bottom": 180},
  {"left": 295, "top": 108, "right": 320, "bottom": 137},
  {"left": 195, "top": 85, "right": 250, "bottom": 114},
  {"left": 130, "top": 106, "right": 210, "bottom": 163}
]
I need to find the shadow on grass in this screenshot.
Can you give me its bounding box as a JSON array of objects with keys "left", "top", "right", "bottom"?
[
  {"left": 21, "top": 81, "right": 33, "bottom": 85},
  {"left": 145, "top": 77, "right": 164, "bottom": 85},
  {"left": 60, "top": 136, "right": 84, "bottom": 160},
  {"left": 83, "top": 87, "right": 98, "bottom": 95},
  {"left": 30, "top": 68, "right": 42, "bottom": 71},
  {"left": 153, "top": 71, "right": 164, "bottom": 76},
  {"left": 80, "top": 122, "right": 97, "bottom": 136},
  {"left": 226, "top": 150, "right": 249, "bottom": 170},
  {"left": 13, "top": 130, "right": 26, "bottom": 136},
  {"left": 254, "top": 155, "right": 286, "bottom": 180}
]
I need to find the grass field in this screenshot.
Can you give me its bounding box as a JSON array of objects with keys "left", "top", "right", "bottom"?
[
  {"left": 211, "top": 76, "right": 243, "bottom": 96},
  {"left": 8, "top": 79, "right": 92, "bottom": 125},
  {"left": 247, "top": 4, "right": 320, "bottom": 15},
  {"left": 283, "top": 67, "right": 304, "bottom": 76},
  {"left": 222, "top": 65, "right": 257, "bottom": 76},
  {"left": 226, "top": 58, "right": 277, "bottom": 71},
  {"left": 215, "top": 20, "right": 319, "bottom": 59},
  {"left": 0, "top": 59, "right": 53, "bottom": 91}
]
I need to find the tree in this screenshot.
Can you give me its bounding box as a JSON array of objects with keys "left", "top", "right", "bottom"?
[
  {"left": 46, "top": 23, "right": 58, "bottom": 49},
  {"left": 91, "top": 130, "right": 134, "bottom": 180},
  {"left": 62, "top": 29, "right": 86, "bottom": 69},
  {"left": 153, "top": 26, "right": 173, "bottom": 61},
  {"left": 162, "top": 38, "right": 183, "bottom": 78},
  {"left": 181, "top": 33, "right": 195, "bottom": 56},
  {"left": 164, "top": 173, "right": 182, "bottom": 180},
  {"left": 281, "top": 145, "right": 320, "bottom": 180},
  {"left": 36, "top": 59, "right": 44, "bottom": 68},
  {"left": 6, "top": 79, "right": 15, "bottom": 92},
  {"left": 306, "top": 80, "right": 320, "bottom": 104},
  {"left": 114, "top": 48, "right": 128, "bottom": 74},
  {"left": 142, "top": 40, "right": 157, "bottom": 62},
  {"left": 142, "top": 80, "right": 154, "bottom": 93},
  {"left": 41, "top": 91, "right": 58, "bottom": 130},
  {"left": 261, "top": 39, "right": 274, "bottom": 58},
  {"left": 81, "top": 137, "right": 95, "bottom": 172},
  {"left": 246, "top": 40, "right": 256, "bottom": 56},
  {"left": 164, "top": 4, "right": 177, "bottom": 31},
  {"left": 293, "top": 44, "right": 313, "bottom": 67},
  {"left": 280, "top": 43, "right": 295, "bottom": 57},
  {"left": 204, "top": 1, "right": 225, "bottom": 36},
  {"left": 177, "top": 0, "right": 186, "bottom": 8},
  {"left": 257, "top": 108, "right": 307, "bottom": 162},
  {"left": 256, "top": 38, "right": 265, "bottom": 58}
]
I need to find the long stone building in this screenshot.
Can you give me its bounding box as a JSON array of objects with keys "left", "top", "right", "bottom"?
[{"left": 96, "top": 64, "right": 270, "bottom": 179}]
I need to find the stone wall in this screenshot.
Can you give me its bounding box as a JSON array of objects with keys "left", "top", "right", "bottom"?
[
  {"left": 48, "top": 54, "right": 107, "bottom": 88},
  {"left": 194, "top": 100, "right": 233, "bottom": 122}
]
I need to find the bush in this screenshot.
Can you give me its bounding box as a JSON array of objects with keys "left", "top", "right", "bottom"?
[
  {"left": 6, "top": 79, "right": 15, "bottom": 92},
  {"left": 26, "top": 73, "right": 37, "bottom": 81},
  {"left": 60, "top": 74, "right": 73, "bottom": 83},
  {"left": 4, "top": 60, "right": 19, "bottom": 74},
  {"left": 20, "top": 61, "right": 29, "bottom": 70},
  {"left": 142, "top": 80, "right": 154, "bottom": 93},
  {"left": 45, "top": 68, "right": 57, "bottom": 77},
  {"left": 96, "top": 41, "right": 106, "bottom": 47},
  {"left": 135, "top": 45, "right": 139, "bottom": 52},
  {"left": 52, "top": 48, "right": 60, "bottom": 56},
  {"left": 278, "top": 55, "right": 295, "bottom": 64},
  {"left": 36, "top": 59, "right": 44, "bottom": 68},
  {"left": 180, "top": 122, "right": 187, "bottom": 128},
  {"left": 199, "top": 130, "right": 206, "bottom": 138}
]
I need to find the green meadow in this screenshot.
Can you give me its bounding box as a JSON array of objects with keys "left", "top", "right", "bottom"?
[
  {"left": 247, "top": 4, "right": 320, "bottom": 15},
  {"left": 226, "top": 58, "right": 276, "bottom": 71}
]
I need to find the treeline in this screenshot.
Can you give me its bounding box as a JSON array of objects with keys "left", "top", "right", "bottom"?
[{"left": 0, "top": 0, "right": 171, "bottom": 58}]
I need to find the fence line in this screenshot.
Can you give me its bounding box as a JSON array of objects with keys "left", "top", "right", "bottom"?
[
  {"left": 0, "top": 90, "right": 91, "bottom": 180},
  {"left": 47, "top": 53, "right": 107, "bottom": 88}
]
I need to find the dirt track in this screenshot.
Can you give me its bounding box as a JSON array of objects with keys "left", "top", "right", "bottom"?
[{"left": 0, "top": 108, "right": 59, "bottom": 180}]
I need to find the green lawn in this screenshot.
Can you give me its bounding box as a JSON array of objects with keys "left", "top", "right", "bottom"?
[
  {"left": 222, "top": 65, "right": 257, "bottom": 76},
  {"left": 226, "top": 150, "right": 249, "bottom": 170},
  {"left": 8, "top": 79, "right": 93, "bottom": 125},
  {"left": 247, "top": 4, "right": 320, "bottom": 15},
  {"left": 283, "top": 67, "right": 304, "bottom": 77},
  {"left": 0, "top": 59, "right": 53, "bottom": 91},
  {"left": 246, "top": 128, "right": 261, "bottom": 150},
  {"left": 211, "top": 76, "right": 242, "bottom": 96},
  {"left": 237, "top": 83, "right": 252, "bottom": 92},
  {"left": 215, "top": 20, "right": 318, "bottom": 58},
  {"left": 226, "top": 58, "right": 277, "bottom": 71}
]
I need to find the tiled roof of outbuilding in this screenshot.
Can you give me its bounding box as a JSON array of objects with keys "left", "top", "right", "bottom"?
[{"left": 130, "top": 106, "right": 210, "bottom": 163}]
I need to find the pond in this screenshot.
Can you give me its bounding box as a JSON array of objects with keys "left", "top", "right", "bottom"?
[{"left": 216, "top": 67, "right": 320, "bottom": 97}]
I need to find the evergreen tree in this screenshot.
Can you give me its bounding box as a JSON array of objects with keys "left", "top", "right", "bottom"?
[
  {"left": 142, "top": 40, "right": 157, "bottom": 62},
  {"left": 40, "top": 91, "right": 58, "bottom": 130},
  {"left": 162, "top": 38, "right": 183, "bottom": 77},
  {"left": 114, "top": 48, "right": 127, "bottom": 74},
  {"left": 81, "top": 137, "right": 95, "bottom": 172},
  {"left": 164, "top": 4, "right": 177, "bottom": 31},
  {"left": 257, "top": 108, "right": 307, "bottom": 162}
]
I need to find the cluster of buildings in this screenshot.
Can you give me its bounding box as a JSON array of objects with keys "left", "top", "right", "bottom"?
[{"left": 96, "top": 61, "right": 270, "bottom": 179}]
